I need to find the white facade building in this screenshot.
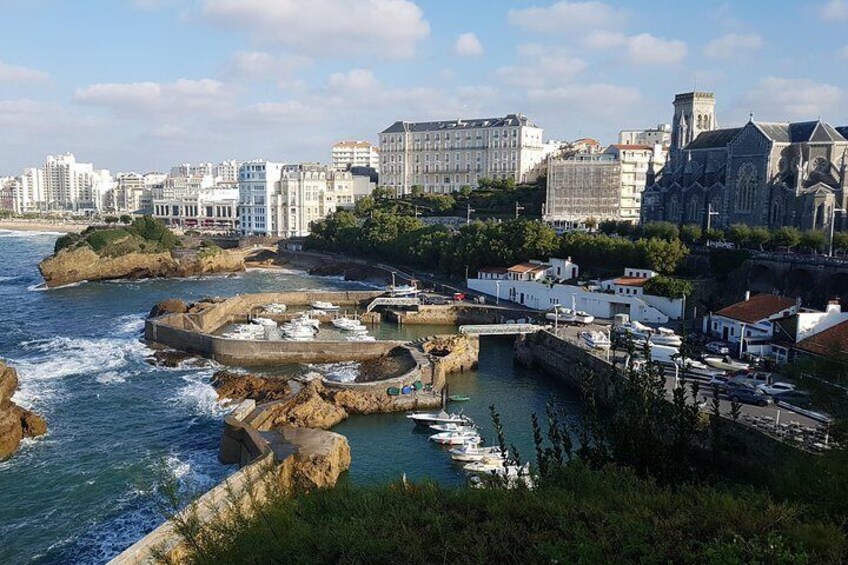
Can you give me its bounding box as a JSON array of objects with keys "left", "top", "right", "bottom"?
[
  {"left": 152, "top": 187, "right": 239, "bottom": 232},
  {"left": 278, "top": 164, "right": 354, "bottom": 237},
  {"left": 707, "top": 293, "right": 799, "bottom": 346},
  {"left": 238, "top": 160, "right": 285, "bottom": 236},
  {"left": 14, "top": 153, "right": 114, "bottom": 213},
  {"left": 214, "top": 160, "right": 241, "bottom": 183},
  {"left": 15, "top": 168, "right": 45, "bottom": 213},
  {"left": 468, "top": 259, "right": 682, "bottom": 324},
  {"left": 153, "top": 174, "right": 215, "bottom": 200},
  {"left": 379, "top": 113, "right": 544, "bottom": 196},
  {"left": 618, "top": 124, "right": 672, "bottom": 146},
  {"left": 332, "top": 141, "right": 379, "bottom": 172},
  {"left": 604, "top": 144, "right": 668, "bottom": 224}
]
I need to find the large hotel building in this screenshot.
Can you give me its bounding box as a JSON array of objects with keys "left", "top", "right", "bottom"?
[{"left": 378, "top": 113, "right": 545, "bottom": 196}]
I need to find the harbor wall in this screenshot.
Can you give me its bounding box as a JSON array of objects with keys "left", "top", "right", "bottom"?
[{"left": 390, "top": 304, "right": 533, "bottom": 326}]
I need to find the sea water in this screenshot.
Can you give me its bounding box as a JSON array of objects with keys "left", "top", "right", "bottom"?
[{"left": 0, "top": 231, "right": 582, "bottom": 564}]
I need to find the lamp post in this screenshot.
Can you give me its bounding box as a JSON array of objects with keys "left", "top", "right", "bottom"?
[
  {"left": 515, "top": 202, "right": 525, "bottom": 219},
  {"left": 705, "top": 203, "right": 719, "bottom": 234},
  {"left": 466, "top": 203, "right": 475, "bottom": 226},
  {"left": 553, "top": 303, "right": 561, "bottom": 333},
  {"left": 828, "top": 206, "right": 846, "bottom": 257},
  {"left": 495, "top": 280, "right": 501, "bottom": 305}
]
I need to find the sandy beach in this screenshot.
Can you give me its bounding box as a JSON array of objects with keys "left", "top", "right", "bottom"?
[{"left": 0, "top": 220, "right": 90, "bottom": 234}]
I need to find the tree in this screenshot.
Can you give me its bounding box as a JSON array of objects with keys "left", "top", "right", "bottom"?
[
  {"left": 833, "top": 231, "right": 848, "bottom": 255},
  {"left": 726, "top": 224, "right": 752, "bottom": 247},
  {"left": 636, "top": 238, "right": 690, "bottom": 275},
  {"left": 104, "top": 216, "right": 119, "bottom": 224},
  {"left": 641, "top": 221, "right": 679, "bottom": 242},
  {"left": 584, "top": 217, "right": 598, "bottom": 232},
  {"left": 748, "top": 226, "right": 771, "bottom": 250},
  {"left": 353, "top": 196, "right": 376, "bottom": 217},
  {"left": 643, "top": 276, "right": 693, "bottom": 299},
  {"left": 410, "top": 185, "right": 424, "bottom": 198},
  {"left": 679, "top": 224, "right": 702, "bottom": 244},
  {"left": 371, "top": 186, "right": 393, "bottom": 200},
  {"left": 459, "top": 185, "right": 473, "bottom": 198},
  {"left": 704, "top": 228, "right": 725, "bottom": 241},
  {"left": 771, "top": 226, "right": 802, "bottom": 250},
  {"left": 799, "top": 229, "right": 826, "bottom": 253},
  {"left": 119, "top": 214, "right": 132, "bottom": 224}
]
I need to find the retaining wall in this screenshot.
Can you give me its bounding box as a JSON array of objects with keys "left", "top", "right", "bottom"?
[{"left": 390, "top": 304, "right": 534, "bottom": 325}]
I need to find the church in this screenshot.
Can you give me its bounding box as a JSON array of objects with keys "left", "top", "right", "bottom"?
[{"left": 641, "top": 91, "right": 848, "bottom": 233}]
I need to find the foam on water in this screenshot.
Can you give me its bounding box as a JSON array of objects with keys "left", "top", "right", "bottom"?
[
  {"left": 115, "top": 313, "right": 146, "bottom": 335},
  {"left": 311, "top": 361, "right": 361, "bottom": 383},
  {"left": 27, "top": 279, "right": 88, "bottom": 292},
  {"left": 0, "top": 229, "right": 65, "bottom": 237},
  {"left": 172, "top": 370, "right": 231, "bottom": 418}
]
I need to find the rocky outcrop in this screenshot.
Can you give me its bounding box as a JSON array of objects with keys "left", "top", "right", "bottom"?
[
  {"left": 276, "top": 426, "right": 351, "bottom": 491},
  {"left": 0, "top": 361, "right": 47, "bottom": 460},
  {"left": 263, "top": 381, "right": 348, "bottom": 430},
  {"left": 148, "top": 299, "right": 188, "bottom": 318},
  {"left": 212, "top": 370, "right": 291, "bottom": 403},
  {"left": 38, "top": 246, "right": 245, "bottom": 288}
]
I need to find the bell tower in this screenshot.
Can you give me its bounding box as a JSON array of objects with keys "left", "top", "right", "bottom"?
[{"left": 670, "top": 91, "right": 716, "bottom": 164}]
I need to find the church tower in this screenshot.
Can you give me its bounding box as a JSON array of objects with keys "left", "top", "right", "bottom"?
[{"left": 670, "top": 91, "right": 717, "bottom": 164}]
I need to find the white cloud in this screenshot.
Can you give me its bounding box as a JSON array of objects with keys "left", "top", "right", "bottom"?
[
  {"left": 327, "top": 69, "right": 379, "bottom": 91},
  {"left": 227, "top": 51, "right": 311, "bottom": 79},
  {"left": 456, "top": 33, "right": 484, "bottom": 57},
  {"left": 585, "top": 30, "right": 626, "bottom": 49},
  {"left": 74, "top": 78, "right": 231, "bottom": 114},
  {"left": 819, "top": 0, "right": 848, "bottom": 20},
  {"left": 0, "top": 61, "right": 49, "bottom": 83},
  {"left": 201, "top": 0, "right": 429, "bottom": 59},
  {"left": 527, "top": 83, "right": 642, "bottom": 120},
  {"left": 497, "top": 44, "right": 586, "bottom": 88},
  {"left": 625, "top": 34, "right": 687, "bottom": 65},
  {"left": 704, "top": 33, "right": 763, "bottom": 59},
  {"left": 508, "top": 1, "right": 626, "bottom": 33},
  {"left": 746, "top": 77, "right": 842, "bottom": 119}
]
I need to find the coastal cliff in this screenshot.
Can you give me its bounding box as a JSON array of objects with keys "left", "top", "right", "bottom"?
[
  {"left": 0, "top": 360, "right": 47, "bottom": 460},
  {"left": 39, "top": 242, "right": 244, "bottom": 288}
]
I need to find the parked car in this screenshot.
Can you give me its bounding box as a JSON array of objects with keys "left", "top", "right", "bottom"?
[
  {"left": 724, "top": 382, "right": 773, "bottom": 407},
  {"left": 771, "top": 390, "right": 813, "bottom": 408},
  {"left": 707, "top": 375, "right": 731, "bottom": 392},
  {"left": 423, "top": 295, "right": 450, "bottom": 306},
  {"left": 730, "top": 370, "right": 773, "bottom": 387},
  {"left": 706, "top": 341, "right": 731, "bottom": 355},
  {"left": 757, "top": 382, "right": 796, "bottom": 396}
]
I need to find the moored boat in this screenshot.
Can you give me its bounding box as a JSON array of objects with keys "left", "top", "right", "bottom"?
[
  {"left": 449, "top": 444, "right": 503, "bottom": 463},
  {"left": 406, "top": 410, "right": 472, "bottom": 427},
  {"left": 580, "top": 330, "right": 611, "bottom": 350},
  {"left": 311, "top": 300, "right": 340, "bottom": 311},
  {"left": 545, "top": 308, "right": 577, "bottom": 323},
  {"left": 429, "top": 431, "right": 481, "bottom": 446},
  {"left": 429, "top": 422, "right": 477, "bottom": 433},
  {"left": 649, "top": 327, "right": 682, "bottom": 347},
  {"left": 448, "top": 394, "right": 471, "bottom": 402}
]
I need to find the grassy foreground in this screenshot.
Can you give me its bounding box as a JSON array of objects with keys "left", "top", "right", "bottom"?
[{"left": 175, "top": 464, "right": 844, "bottom": 565}]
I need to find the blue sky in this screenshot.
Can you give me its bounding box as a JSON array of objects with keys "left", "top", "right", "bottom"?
[{"left": 1, "top": 0, "right": 847, "bottom": 172}]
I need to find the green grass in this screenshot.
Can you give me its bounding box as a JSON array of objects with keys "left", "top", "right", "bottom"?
[{"left": 177, "top": 464, "right": 844, "bottom": 565}]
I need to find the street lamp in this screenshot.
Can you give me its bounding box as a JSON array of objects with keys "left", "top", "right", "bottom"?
[
  {"left": 828, "top": 206, "right": 846, "bottom": 257},
  {"left": 495, "top": 280, "right": 501, "bottom": 305},
  {"left": 466, "top": 203, "right": 475, "bottom": 226},
  {"left": 553, "top": 303, "right": 561, "bottom": 332},
  {"left": 515, "top": 202, "right": 525, "bottom": 219}
]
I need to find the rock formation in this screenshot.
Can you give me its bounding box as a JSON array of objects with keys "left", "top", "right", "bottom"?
[
  {"left": 38, "top": 246, "right": 244, "bottom": 288},
  {"left": 212, "top": 370, "right": 291, "bottom": 403},
  {"left": 0, "top": 361, "right": 47, "bottom": 460}
]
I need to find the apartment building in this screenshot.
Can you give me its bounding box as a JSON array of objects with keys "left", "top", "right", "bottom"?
[
  {"left": 378, "top": 113, "right": 544, "bottom": 196},
  {"left": 152, "top": 186, "right": 239, "bottom": 232},
  {"left": 604, "top": 144, "right": 667, "bottom": 224},
  {"left": 278, "top": 164, "right": 354, "bottom": 238},
  {"left": 11, "top": 153, "right": 114, "bottom": 213},
  {"left": 331, "top": 141, "right": 379, "bottom": 172},
  {"left": 153, "top": 174, "right": 215, "bottom": 200},
  {"left": 544, "top": 153, "right": 621, "bottom": 229},
  {"left": 238, "top": 160, "right": 286, "bottom": 236},
  {"left": 618, "top": 124, "right": 672, "bottom": 146}
]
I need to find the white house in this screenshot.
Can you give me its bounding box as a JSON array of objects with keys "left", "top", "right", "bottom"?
[
  {"left": 769, "top": 300, "right": 848, "bottom": 363},
  {"left": 549, "top": 257, "right": 579, "bottom": 280},
  {"left": 601, "top": 267, "right": 659, "bottom": 297},
  {"left": 468, "top": 260, "right": 682, "bottom": 323},
  {"left": 706, "top": 293, "right": 799, "bottom": 351}
]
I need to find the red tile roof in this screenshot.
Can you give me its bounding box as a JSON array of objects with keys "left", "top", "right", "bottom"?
[
  {"left": 612, "top": 276, "right": 648, "bottom": 287},
  {"left": 794, "top": 320, "right": 848, "bottom": 358},
  {"left": 715, "top": 294, "right": 797, "bottom": 324},
  {"left": 611, "top": 144, "right": 653, "bottom": 151},
  {"left": 508, "top": 262, "right": 548, "bottom": 274},
  {"left": 478, "top": 267, "right": 508, "bottom": 274}
]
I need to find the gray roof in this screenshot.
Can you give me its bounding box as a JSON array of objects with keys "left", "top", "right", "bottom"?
[
  {"left": 381, "top": 113, "right": 537, "bottom": 134},
  {"left": 686, "top": 127, "right": 742, "bottom": 150},
  {"left": 835, "top": 126, "right": 848, "bottom": 139},
  {"left": 753, "top": 120, "right": 847, "bottom": 143}
]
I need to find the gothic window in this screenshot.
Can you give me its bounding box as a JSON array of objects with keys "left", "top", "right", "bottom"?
[
  {"left": 770, "top": 199, "right": 782, "bottom": 227},
  {"left": 667, "top": 195, "right": 679, "bottom": 220},
  {"left": 697, "top": 115, "right": 702, "bottom": 129},
  {"left": 734, "top": 162, "right": 757, "bottom": 213},
  {"left": 687, "top": 195, "right": 701, "bottom": 223}
]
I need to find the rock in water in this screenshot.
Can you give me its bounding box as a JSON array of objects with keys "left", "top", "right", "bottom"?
[
  {"left": 0, "top": 360, "right": 47, "bottom": 460},
  {"left": 148, "top": 299, "right": 188, "bottom": 318}
]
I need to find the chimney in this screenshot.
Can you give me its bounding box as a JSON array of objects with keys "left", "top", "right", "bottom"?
[
  {"left": 826, "top": 299, "right": 842, "bottom": 314},
  {"left": 744, "top": 291, "right": 751, "bottom": 301}
]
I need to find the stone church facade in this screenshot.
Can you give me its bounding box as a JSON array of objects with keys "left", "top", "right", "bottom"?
[{"left": 641, "top": 91, "right": 848, "bottom": 232}]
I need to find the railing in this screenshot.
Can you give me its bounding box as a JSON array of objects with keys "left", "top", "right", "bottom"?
[
  {"left": 459, "top": 324, "right": 545, "bottom": 335},
  {"left": 365, "top": 297, "right": 420, "bottom": 313}
]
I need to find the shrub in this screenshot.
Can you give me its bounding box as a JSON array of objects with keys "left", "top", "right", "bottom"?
[
  {"left": 54, "top": 233, "right": 81, "bottom": 254},
  {"left": 85, "top": 228, "right": 131, "bottom": 253},
  {"left": 643, "top": 275, "right": 693, "bottom": 299}
]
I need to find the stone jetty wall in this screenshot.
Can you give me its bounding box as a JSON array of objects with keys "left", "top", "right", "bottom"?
[{"left": 389, "top": 304, "right": 535, "bottom": 326}]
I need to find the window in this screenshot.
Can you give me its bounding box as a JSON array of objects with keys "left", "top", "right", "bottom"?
[{"left": 734, "top": 162, "right": 757, "bottom": 213}]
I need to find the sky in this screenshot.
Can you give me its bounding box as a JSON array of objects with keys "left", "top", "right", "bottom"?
[{"left": 1, "top": 0, "right": 847, "bottom": 173}]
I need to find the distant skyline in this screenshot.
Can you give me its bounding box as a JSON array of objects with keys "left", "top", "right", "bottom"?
[{"left": 1, "top": 0, "right": 847, "bottom": 172}]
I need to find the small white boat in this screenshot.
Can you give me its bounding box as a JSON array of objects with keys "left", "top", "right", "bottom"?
[
  {"left": 332, "top": 317, "right": 365, "bottom": 331},
  {"left": 702, "top": 355, "right": 749, "bottom": 372},
  {"left": 292, "top": 312, "right": 321, "bottom": 329},
  {"left": 283, "top": 324, "right": 317, "bottom": 340},
  {"left": 252, "top": 317, "right": 277, "bottom": 327},
  {"left": 386, "top": 284, "right": 419, "bottom": 297},
  {"left": 463, "top": 455, "right": 508, "bottom": 474},
  {"left": 311, "top": 301, "right": 340, "bottom": 311},
  {"left": 429, "top": 422, "right": 477, "bottom": 433},
  {"left": 573, "top": 311, "right": 595, "bottom": 324},
  {"left": 545, "top": 308, "right": 577, "bottom": 323},
  {"left": 469, "top": 462, "right": 535, "bottom": 489},
  {"left": 649, "top": 327, "right": 682, "bottom": 347},
  {"left": 429, "top": 431, "right": 482, "bottom": 446},
  {"left": 346, "top": 333, "right": 376, "bottom": 342},
  {"left": 263, "top": 303, "right": 287, "bottom": 314},
  {"left": 407, "top": 410, "right": 472, "bottom": 427},
  {"left": 449, "top": 444, "right": 503, "bottom": 463},
  {"left": 581, "top": 331, "right": 611, "bottom": 350}
]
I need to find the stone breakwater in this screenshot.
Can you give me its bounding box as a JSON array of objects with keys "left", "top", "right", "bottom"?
[
  {"left": 0, "top": 360, "right": 47, "bottom": 460},
  {"left": 38, "top": 246, "right": 245, "bottom": 288}
]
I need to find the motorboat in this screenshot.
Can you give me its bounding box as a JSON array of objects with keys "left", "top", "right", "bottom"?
[
  {"left": 449, "top": 444, "right": 503, "bottom": 463},
  {"left": 429, "top": 422, "right": 477, "bottom": 433},
  {"left": 573, "top": 311, "right": 595, "bottom": 324},
  {"left": 221, "top": 323, "right": 266, "bottom": 340},
  {"left": 406, "top": 410, "right": 472, "bottom": 427},
  {"left": 251, "top": 317, "right": 277, "bottom": 327},
  {"left": 386, "top": 284, "right": 419, "bottom": 297},
  {"left": 580, "top": 331, "right": 611, "bottom": 350},
  {"left": 346, "top": 333, "right": 376, "bottom": 342},
  {"left": 545, "top": 308, "right": 577, "bottom": 323},
  {"left": 463, "top": 455, "right": 508, "bottom": 474},
  {"left": 282, "top": 324, "right": 317, "bottom": 341},
  {"left": 292, "top": 312, "right": 321, "bottom": 329},
  {"left": 332, "top": 317, "right": 366, "bottom": 331},
  {"left": 429, "top": 431, "right": 482, "bottom": 446},
  {"left": 649, "top": 327, "right": 682, "bottom": 347},
  {"left": 469, "top": 462, "right": 535, "bottom": 489},
  {"left": 702, "top": 355, "right": 750, "bottom": 372},
  {"left": 263, "top": 303, "right": 287, "bottom": 314},
  {"left": 311, "top": 300, "right": 340, "bottom": 311},
  {"left": 614, "top": 321, "right": 651, "bottom": 343}
]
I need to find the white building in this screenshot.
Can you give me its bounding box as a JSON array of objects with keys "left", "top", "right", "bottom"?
[
  {"left": 604, "top": 144, "right": 668, "bottom": 224},
  {"left": 706, "top": 293, "right": 799, "bottom": 347},
  {"left": 112, "top": 173, "right": 146, "bottom": 213},
  {"left": 0, "top": 177, "right": 16, "bottom": 212},
  {"left": 153, "top": 174, "right": 215, "bottom": 200},
  {"left": 601, "top": 268, "right": 659, "bottom": 297},
  {"left": 278, "top": 164, "right": 354, "bottom": 238},
  {"left": 152, "top": 186, "right": 239, "bottom": 232},
  {"left": 16, "top": 153, "right": 114, "bottom": 214},
  {"left": 468, "top": 259, "right": 682, "bottom": 324},
  {"left": 238, "top": 160, "right": 286, "bottom": 236},
  {"left": 770, "top": 300, "right": 848, "bottom": 363},
  {"left": 379, "top": 113, "right": 545, "bottom": 196},
  {"left": 332, "top": 141, "right": 380, "bottom": 172},
  {"left": 214, "top": 160, "right": 241, "bottom": 183},
  {"left": 15, "top": 168, "right": 45, "bottom": 213},
  {"left": 618, "top": 124, "right": 672, "bottom": 146}
]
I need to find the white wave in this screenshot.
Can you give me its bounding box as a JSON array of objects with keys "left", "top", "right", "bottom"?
[
  {"left": 0, "top": 229, "right": 65, "bottom": 237},
  {"left": 171, "top": 371, "right": 231, "bottom": 418},
  {"left": 115, "top": 313, "right": 146, "bottom": 335},
  {"left": 27, "top": 280, "right": 88, "bottom": 292},
  {"left": 10, "top": 336, "right": 150, "bottom": 409},
  {"left": 0, "top": 275, "right": 20, "bottom": 282},
  {"left": 310, "top": 361, "right": 360, "bottom": 383},
  {"left": 95, "top": 371, "right": 127, "bottom": 385}
]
